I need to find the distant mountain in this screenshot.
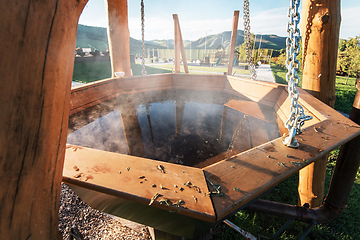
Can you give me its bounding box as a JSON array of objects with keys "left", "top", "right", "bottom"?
[
  {"left": 144, "top": 30, "right": 286, "bottom": 51},
  {"left": 187, "top": 30, "right": 286, "bottom": 50},
  {"left": 76, "top": 24, "right": 286, "bottom": 55},
  {"left": 76, "top": 24, "right": 165, "bottom": 54}
]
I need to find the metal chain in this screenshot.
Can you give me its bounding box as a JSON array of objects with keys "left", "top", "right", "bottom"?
[
  {"left": 283, "top": 0, "right": 312, "bottom": 148},
  {"left": 141, "top": 0, "right": 147, "bottom": 75},
  {"left": 243, "top": 0, "right": 257, "bottom": 80}
]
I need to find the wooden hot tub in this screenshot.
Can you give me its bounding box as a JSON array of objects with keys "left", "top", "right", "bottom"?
[{"left": 63, "top": 73, "right": 360, "bottom": 238}]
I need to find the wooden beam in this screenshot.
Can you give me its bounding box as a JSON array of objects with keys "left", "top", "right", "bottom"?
[
  {"left": 228, "top": 11, "right": 240, "bottom": 75},
  {"left": 299, "top": 0, "right": 341, "bottom": 208},
  {"left": 0, "top": 0, "right": 87, "bottom": 238},
  {"left": 106, "top": 0, "right": 132, "bottom": 77},
  {"left": 173, "top": 14, "right": 189, "bottom": 74},
  {"left": 173, "top": 15, "right": 181, "bottom": 73},
  {"left": 301, "top": 0, "right": 340, "bottom": 106}
]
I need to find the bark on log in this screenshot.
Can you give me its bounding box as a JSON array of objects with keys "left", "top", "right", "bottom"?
[
  {"left": 228, "top": 11, "right": 239, "bottom": 75},
  {"left": 299, "top": 0, "right": 341, "bottom": 208},
  {"left": 301, "top": 0, "right": 340, "bottom": 107},
  {"left": 106, "top": 0, "right": 132, "bottom": 77},
  {"left": 173, "top": 14, "right": 189, "bottom": 74},
  {"left": 0, "top": 0, "right": 87, "bottom": 239},
  {"left": 173, "top": 14, "right": 181, "bottom": 74}
]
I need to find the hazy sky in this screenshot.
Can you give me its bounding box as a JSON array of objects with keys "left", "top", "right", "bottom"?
[{"left": 79, "top": 0, "right": 360, "bottom": 41}]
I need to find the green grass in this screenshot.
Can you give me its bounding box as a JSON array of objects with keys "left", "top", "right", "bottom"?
[
  {"left": 212, "top": 160, "right": 360, "bottom": 239},
  {"left": 270, "top": 62, "right": 303, "bottom": 86},
  {"left": 72, "top": 62, "right": 249, "bottom": 83},
  {"left": 334, "top": 76, "right": 358, "bottom": 114},
  {"left": 72, "top": 61, "right": 172, "bottom": 83},
  {"left": 146, "top": 63, "right": 250, "bottom": 75},
  {"left": 270, "top": 62, "right": 357, "bottom": 115},
  {"left": 72, "top": 61, "right": 111, "bottom": 83}
]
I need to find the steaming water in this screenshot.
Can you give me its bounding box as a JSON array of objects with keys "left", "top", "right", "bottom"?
[{"left": 67, "top": 89, "right": 280, "bottom": 168}]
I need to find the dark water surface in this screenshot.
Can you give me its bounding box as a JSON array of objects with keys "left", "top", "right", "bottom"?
[{"left": 67, "top": 89, "right": 280, "bottom": 167}]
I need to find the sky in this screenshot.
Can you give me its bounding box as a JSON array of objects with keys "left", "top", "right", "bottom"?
[{"left": 79, "top": 0, "right": 360, "bottom": 41}]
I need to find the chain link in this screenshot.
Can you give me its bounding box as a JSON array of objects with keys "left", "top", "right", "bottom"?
[
  {"left": 243, "top": 0, "right": 257, "bottom": 80},
  {"left": 283, "top": 0, "right": 312, "bottom": 148},
  {"left": 141, "top": 0, "right": 147, "bottom": 75}
]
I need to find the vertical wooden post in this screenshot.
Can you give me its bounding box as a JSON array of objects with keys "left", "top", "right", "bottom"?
[
  {"left": 174, "top": 15, "right": 181, "bottom": 73},
  {"left": 228, "top": 11, "right": 240, "bottom": 75},
  {"left": 0, "top": 0, "right": 87, "bottom": 239},
  {"left": 173, "top": 14, "right": 189, "bottom": 74},
  {"left": 106, "top": 0, "right": 132, "bottom": 77},
  {"left": 298, "top": 0, "right": 341, "bottom": 208}
]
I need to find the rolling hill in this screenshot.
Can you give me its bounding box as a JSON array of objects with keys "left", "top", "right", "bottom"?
[
  {"left": 76, "top": 24, "right": 286, "bottom": 56},
  {"left": 76, "top": 24, "right": 165, "bottom": 55}
]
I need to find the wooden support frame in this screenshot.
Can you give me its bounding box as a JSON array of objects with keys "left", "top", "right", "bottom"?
[
  {"left": 63, "top": 74, "right": 360, "bottom": 238},
  {"left": 173, "top": 14, "right": 189, "bottom": 74},
  {"left": 228, "top": 11, "right": 240, "bottom": 75},
  {"left": 0, "top": 0, "right": 88, "bottom": 239},
  {"left": 299, "top": 0, "right": 341, "bottom": 208},
  {"left": 106, "top": 0, "right": 132, "bottom": 77}
]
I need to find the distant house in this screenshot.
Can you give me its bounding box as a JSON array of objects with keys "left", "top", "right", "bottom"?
[{"left": 81, "top": 48, "right": 91, "bottom": 53}]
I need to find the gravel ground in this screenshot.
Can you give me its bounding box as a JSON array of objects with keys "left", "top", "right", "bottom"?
[{"left": 58, "top": 183, "right": 151, "bottom": 240}]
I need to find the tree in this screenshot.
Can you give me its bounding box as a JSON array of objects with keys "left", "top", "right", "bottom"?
[{"left": 337, "top": 37, "right": 360, "bottom": 84}]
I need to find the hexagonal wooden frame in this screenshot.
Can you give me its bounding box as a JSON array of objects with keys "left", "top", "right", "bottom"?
[{"left": 63, "top": 74, "right": 360, "bottom": 237}]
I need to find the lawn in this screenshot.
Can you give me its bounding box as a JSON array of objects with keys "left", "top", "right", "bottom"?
[
  {"left": 72, "top": 61, "right": 360, "bottom": 239},
  {"left": 72, "top": 61, "right": 172, "bottom": 83},
  {"left": 144, "top": 63, "right": 250, "bottom": 75},
  {"left": 270, "top": 62, "right": 358, "bottom": 115},
  {"left": 72, "top": 61, "right": 250, "bottom": 83}
]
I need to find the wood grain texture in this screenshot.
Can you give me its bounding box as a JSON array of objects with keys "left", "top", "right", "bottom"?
[
  {"left": 0, "top": 0, "right": 87, "bottom": 239},
  {"left": 173, "top": 14, "right": 181, "bottom": 73},
  {"left": 173, "top": 14, "right": 189, "bottom": 74},
  {"left": 205, "top": 118, "right": 360, "bottom": 220},
  {"left": 63, "top": 145, "right": 216, "bottom": 222},
  {"left": 227, "top": 11, "right": 239, "bottom": 75},
  {"left": 225, "top": 76, "right": 283, "bottom": 107},
  {"left": 106, "top": 0, "right": 132, "bottom": 77},
  {"left": 300, "top": 0, "right": 341, "bottom": 206},
  {"left": 65, "top": 75, "right": 360, "bottom": 224},
  {"left": 172, "top": 74, "right": 227, "bottom": 92},
  {"left": 301, "top": 0, "right": 340, "bottom": 107},
  {"left": 69, "top": 74, "right": 173, "bottom": 114}
]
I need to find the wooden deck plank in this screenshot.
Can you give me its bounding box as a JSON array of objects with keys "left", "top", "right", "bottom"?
[
  {"left": 275, "top": 89, "right": 321, "bottom": 129},
  {"left": 65, "top": 75, "right": 360, "bottom": 224},
  {"left": 225, "top": 99, "right": 271, "bottom": 122},
  {"left": 70, "top": 75, "right": 172, "bottom": 114},
  {"left": 204, "top": 118, "right": 360, "bottom": 220},
  {"left": 224, "top": 76, "right": 284, "bottom": 107},
  {"left": 63, "top": 145, "right": 216, "bottom": 222},
  {"left": 172, "top": 74, "right": 226, "bottom": 92},
  {"left": 195, "top": 112, "right": 279, "bottom": 169}
]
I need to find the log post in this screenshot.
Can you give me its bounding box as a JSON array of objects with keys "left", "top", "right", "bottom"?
[
  {"left": 174, "top": 15, "right": 181, "bottom": 73},
  {"left": 173, "top": 14, "right": 189, "bottom": 73},
  {"left": 106, "top": 0, "right": 132, "bottom": 77},
  {"left": 228, "top": 11, "right": 239, "bottom": 75},
  {"left": 298, "top": 0, "right": 341, "bottom": 207},
  {"left": 0, "top": 0, "right": 87, "bottom": 239}
]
